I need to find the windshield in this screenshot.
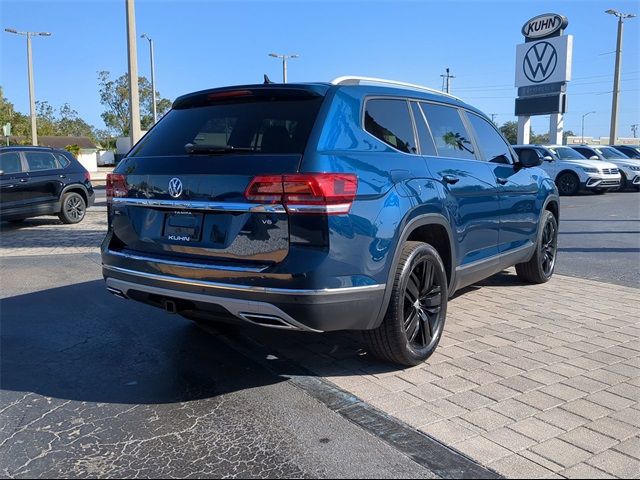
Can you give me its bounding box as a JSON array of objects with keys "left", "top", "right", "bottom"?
[
  {"left": 548, "top": 147, "right": 587, "bottom": 160},
  {"left": 130, "top": 95, "right": 324, "bottom": 157},
  {"left": 595, "top": 147, "right": 629, "bottom": 160}
]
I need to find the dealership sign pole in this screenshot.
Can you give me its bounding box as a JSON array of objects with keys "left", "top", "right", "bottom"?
[{"left": 515, "top": 14, "right": 573, "bottom": 144}]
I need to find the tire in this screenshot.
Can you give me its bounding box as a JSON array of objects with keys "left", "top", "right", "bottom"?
[
  {"left": 363, "top": 241, "right": 448, "bottom": 367},
  {"left": 516, "top": 210, "right": 558, "bottom": 284},
  {"left": 556, "top": 172, "right": 580, "bottom": 196},
  {"left": 615, "top": 172, "right": 627, "bottom": 192},
  {"left": 58, "top": 192, "right": 86, "bottom": 224}
]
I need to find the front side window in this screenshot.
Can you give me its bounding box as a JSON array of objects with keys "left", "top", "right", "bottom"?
[
  {"left": 24, "top": 152, "right": 59, "bottom": 171},
  {"left": 364, "top": 98, "right": 417, "bottom": 154},
  {"left": 0, "top": 152, "right": 23, "bottom": 174},
  {"left": 420, "top": 103, "right": 476, "bottom": 160},
  {"left": 467, "top": 113, "right": 513, "bottom": 164}
]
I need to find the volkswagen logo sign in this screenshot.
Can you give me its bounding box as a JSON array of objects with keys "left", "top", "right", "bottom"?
[
  {"left": 523, "top": 41, "right": 558, "bottom": 83},
  {"left": 168, "top": 177, "right": 183, "bottom": 198}
]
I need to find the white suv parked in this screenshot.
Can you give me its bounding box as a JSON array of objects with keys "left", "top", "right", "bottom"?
[
  {"left": 571, "top": 145, "right": 640, "bottom": 192},
  {"left": 513, "top": 145, "right": 621, "bottom": 196}
]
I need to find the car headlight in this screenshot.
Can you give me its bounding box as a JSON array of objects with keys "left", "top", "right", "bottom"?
[
  {"left": 581, "top": 167, "right": 599, "bottom": 173},
  {"left": 629, "top": 165, "right": 640, "bottom": 171}
]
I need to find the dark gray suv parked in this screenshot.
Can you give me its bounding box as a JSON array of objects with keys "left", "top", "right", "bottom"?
[{"left": 0, "top": 146, "right": 95, "bottom": 224}]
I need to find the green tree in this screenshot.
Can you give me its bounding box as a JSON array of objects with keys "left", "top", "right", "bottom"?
[
  {"left": 98, "top": 71, "right": 171, "bottom": 136},
  {"left": 499, "top": 121, "right": 518, "bottom": 145},
  {"left": 0, "top": 86, "right": 31, "bottom": 142}
]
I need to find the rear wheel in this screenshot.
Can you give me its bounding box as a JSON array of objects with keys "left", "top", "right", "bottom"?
[
  {"left": 363, "top": 241, "right": 448, "bottom": 366},
  {"left": 516, "top": 210, "right": 558, "bottom": 284},
  {"left": 58, "top": 192, "right": 86, "bottom": 224},
  {"left": 556, "top": 172, "right": 579, "bottom": 196}
]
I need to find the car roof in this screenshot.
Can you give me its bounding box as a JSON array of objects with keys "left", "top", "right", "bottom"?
[
  {"left": 0, "top": 145, "right": 69, "bottom": 154},
  {"left": 172, "top": 81, "right": 485, "bottom": 118}
]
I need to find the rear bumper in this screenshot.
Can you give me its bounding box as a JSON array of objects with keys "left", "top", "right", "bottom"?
[{"left": 102, "top": 264, "right": 386, "bottom": 332}]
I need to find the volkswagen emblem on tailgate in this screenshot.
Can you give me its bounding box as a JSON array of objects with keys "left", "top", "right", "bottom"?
[{"left": 168, "top": 177, "right": 183, "bottom": 198}]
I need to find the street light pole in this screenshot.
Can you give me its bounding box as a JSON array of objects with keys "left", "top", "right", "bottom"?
[
  {"left": 4, "top": 28, "right": 51, "bottom": 146},
  {"left": 141, "top": 33, "right": 157, "bottom": 124},
  {"left": 126, "top": 0, "right": 142, "bottom": 145},
  {"left": 605, "top": 9, "right": 636, "bottom": 145},
  {"left": 581, "top": 111, "right": 596, "bottom": 143},
  {"left": 268, "top": 53, "right": 299, "bottom": 83}
]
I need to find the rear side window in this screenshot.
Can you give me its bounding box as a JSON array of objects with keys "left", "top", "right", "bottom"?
[
  {"left": 131, "top": 95, "right": 324, "bottom": 157},
  {"left": 0, "top": 152, "right": 23, "bottom": 174},
  {"left": 55, "top": 153, "right": 71, "bottom": 168},
  {"left": 467, "top": 113, "right": 513, "bottom": 164},
  {"left": 420, "top": 103, "right": 476, "bottom": 160},
  {"left": 24, "top": 152, "right": 59, "bottom": 171},
  {"left": 364, "top": 99, "right": 417, "bottom": 154},
  {"left": 411, "top": 102, "right": 437, "bottom": 156}
]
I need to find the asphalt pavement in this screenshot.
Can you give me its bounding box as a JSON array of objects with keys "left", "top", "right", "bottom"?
[{"left": 555, "top": 190, "right": 640, "bottom": 288}]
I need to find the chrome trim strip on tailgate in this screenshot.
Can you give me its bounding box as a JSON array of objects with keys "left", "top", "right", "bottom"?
[
  {"left": 105, "top": 277, "right": 323, "bottom": 332},
  {"left": 103, "top": 264, "right": 386, "bottom": 296},
  {"left": 106, "top": 249, "right": 269, "bottom": 273},
  {"left": 111, "top": 197, "right": 287, "bottom": 213}
]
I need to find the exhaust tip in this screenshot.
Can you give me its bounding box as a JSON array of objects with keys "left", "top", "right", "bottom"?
[
  {"left": 163, "top": 299, "right": 178, "bottom": 314},
  {"left": 107, "top": 287, "right": 128, "bottom": 299},
  {"left": 239, "top": 313, "right": 298, "bottom": 330}
]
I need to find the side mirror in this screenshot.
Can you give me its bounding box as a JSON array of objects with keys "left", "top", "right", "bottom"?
[
  {"left": 590, "top": 155, "right": 599, "bottom": 160},
  {"left": 517, "top": 150, "right": 543, "bottom": 168},
  {"left": 543, "top": 156, "right": 554, "bottom": 162}
]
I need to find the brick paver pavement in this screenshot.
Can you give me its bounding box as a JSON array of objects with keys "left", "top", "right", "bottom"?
[{"left": 1, "top": 210, "right": 638, "bottom": 477}]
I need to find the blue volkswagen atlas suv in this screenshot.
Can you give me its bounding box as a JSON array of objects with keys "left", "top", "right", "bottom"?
[{"left": 101, "top": 77, "right": 559, "bottom": 366}]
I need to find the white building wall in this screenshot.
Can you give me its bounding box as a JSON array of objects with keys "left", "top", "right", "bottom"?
[{"left": 76, "top": 150, "right": 98, "bottom": 172}]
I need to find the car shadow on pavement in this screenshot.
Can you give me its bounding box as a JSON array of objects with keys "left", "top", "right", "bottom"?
[{"left": 0, "top": 280, "right": 284, "bottom": 404}]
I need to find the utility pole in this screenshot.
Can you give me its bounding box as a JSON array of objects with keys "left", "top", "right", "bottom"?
[
  {"left": 440, "top": 68, "right": 455, "bottom": 94},
  {"left": 490, "top": 114, "right": 498, "bottom": 124},
  {"left": 605, "top": 9, "right": 636, "bottom": 145},
  {"left": 4, "top": 28, "right": 51, "bottom": 146},
  {"left": 268, "top": 53, "right": 299, "bottom": 83},
  {"left": 141, "top": 33, "right": 157, "bottom": 124},
  {"left": 631, "top": 124, "right": 638, "bottom": 138},
  {"left": 126, "top": 0, "right": 142, "bottom": 145}
]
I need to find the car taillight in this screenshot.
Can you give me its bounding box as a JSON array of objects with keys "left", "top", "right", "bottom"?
[
  {"left": 84, "top": 172, "right": 91, "bottom": 182},
  {"left": 245, "top": 173, "right": 358, "bottom": 214},
  {"left": 106, "top": 173, "right": 128, "bottom": 199}
]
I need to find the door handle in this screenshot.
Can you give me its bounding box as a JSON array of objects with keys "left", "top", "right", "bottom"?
[
  {"left": 496, "top": 177, "right": 509, "bottom": 185},
  {"left": 19, "top": 178, "right": 28, "bottom": 183},
  {"left": 442, "top": 175, "right": 460, "bottom": 185},
  {"left": 59, "top": 174, "right": 66, "bottom": 178}
]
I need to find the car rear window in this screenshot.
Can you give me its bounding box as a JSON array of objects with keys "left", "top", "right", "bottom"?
[{"left": 130, "top": 94, "right": 324, "bottom": 157}]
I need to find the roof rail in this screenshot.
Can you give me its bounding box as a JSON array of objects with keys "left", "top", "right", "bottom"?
[{"left": 330, "top": 76, "right": 462, "bottom": 101}]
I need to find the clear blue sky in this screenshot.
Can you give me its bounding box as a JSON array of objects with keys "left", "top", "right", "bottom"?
[{"left": 1, "top": 0, "right": 638, "bottom": 138}]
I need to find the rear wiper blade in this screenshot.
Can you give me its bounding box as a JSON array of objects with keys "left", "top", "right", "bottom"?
[{"left": 185, "top": 143, "right": 256, "bottom": 154}]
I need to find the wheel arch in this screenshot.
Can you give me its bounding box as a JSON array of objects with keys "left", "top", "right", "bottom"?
[
  {"left": 370, "top": 213, "right": 456, "bottom": 330},
  {"left": 58, "top": 184, "right": 89, "bottom": 211}
]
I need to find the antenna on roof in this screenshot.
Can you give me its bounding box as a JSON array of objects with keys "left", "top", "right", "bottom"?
[{"left": 264, "top": 74, "right": 274, "bottom": 85}]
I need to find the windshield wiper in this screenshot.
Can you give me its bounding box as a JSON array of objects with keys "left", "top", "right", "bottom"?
[{"left": 185, "top": 143, "right": 256, "bottom": 154}]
